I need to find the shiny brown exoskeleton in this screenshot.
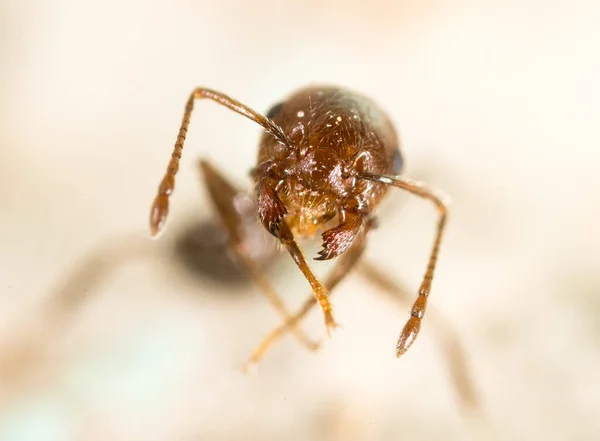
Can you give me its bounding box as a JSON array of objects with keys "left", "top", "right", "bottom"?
[{"left": 149, "top": 86, "right": 449, "bottom": 365}]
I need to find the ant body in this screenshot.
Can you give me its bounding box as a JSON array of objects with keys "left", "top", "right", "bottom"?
[{"left": 150, "top": 86, "right": 448, "bottom": 365}]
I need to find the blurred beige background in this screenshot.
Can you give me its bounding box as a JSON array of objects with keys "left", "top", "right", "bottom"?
[{"left": 1, "top": 0, "right": 599, "bottom": 440}]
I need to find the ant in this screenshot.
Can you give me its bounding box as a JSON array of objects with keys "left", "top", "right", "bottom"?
[{"left": 150, "top": 86, "right": 449, "bottom": 366}]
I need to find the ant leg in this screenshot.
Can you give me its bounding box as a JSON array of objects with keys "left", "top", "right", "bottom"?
[
  {"left": 198, "top": 160, "right": 319, "bottom": 351},
  {"left": 242, "top": 223, "right": 372, "bottom": 370},
  {"left": 359, "top": 172, "right": 448, "bottom": 357},
  {"left": 276, "top": 220, "right": 341, "bottom": 335},
  {"left": 0, "top": 235, "right": 155, "bottom": 394},
  {"left": 356, "top": 260, "right": 479, "bottom": 411}
]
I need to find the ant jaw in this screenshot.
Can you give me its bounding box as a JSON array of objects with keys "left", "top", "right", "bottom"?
[
  {"left": 314, "top": 217, "right": 362, "bottom": 261},
  {"left": 149, "top": 194, "right": 169, "bottom": 238},
  {"left": 257, "top": 179, "right": 287, "bottom": 237}
]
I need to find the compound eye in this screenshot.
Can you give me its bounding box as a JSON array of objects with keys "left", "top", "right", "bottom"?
[{"left": 265, "top": 101, "right": 284, "bottom": 119}]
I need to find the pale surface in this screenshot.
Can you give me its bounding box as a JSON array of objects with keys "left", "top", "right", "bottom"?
[{"left": 1, "top": 1, "right": 599, "bottom": 440}]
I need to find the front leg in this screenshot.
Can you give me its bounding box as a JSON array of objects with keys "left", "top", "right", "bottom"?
[
  {"left": 255, "top": 176, "right": 348, "bottom": 337},
  {"left": 243, "top": 220, "right": 374, "bottom": 369},
  {"left": 198, "top": 160, "right": 318, "bottom": 351}
]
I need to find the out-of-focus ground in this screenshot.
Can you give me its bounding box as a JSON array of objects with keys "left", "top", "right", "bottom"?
[{"left": 1, "top": 1, "right": 599, "bottom": 440}]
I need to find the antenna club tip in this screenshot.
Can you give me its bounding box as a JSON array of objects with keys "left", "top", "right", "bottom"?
[
  {"left": 396, "top": 346, "right": 408, "bottom": 358},
  {"left": 396, "top": 316, "right": 421, "bottom": 358},
  {"left": 149, "top": 226, "right": 163, "bottom": 239},
  {"left": 149, "top": 194, "right": 169, "bottom": 238}
]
